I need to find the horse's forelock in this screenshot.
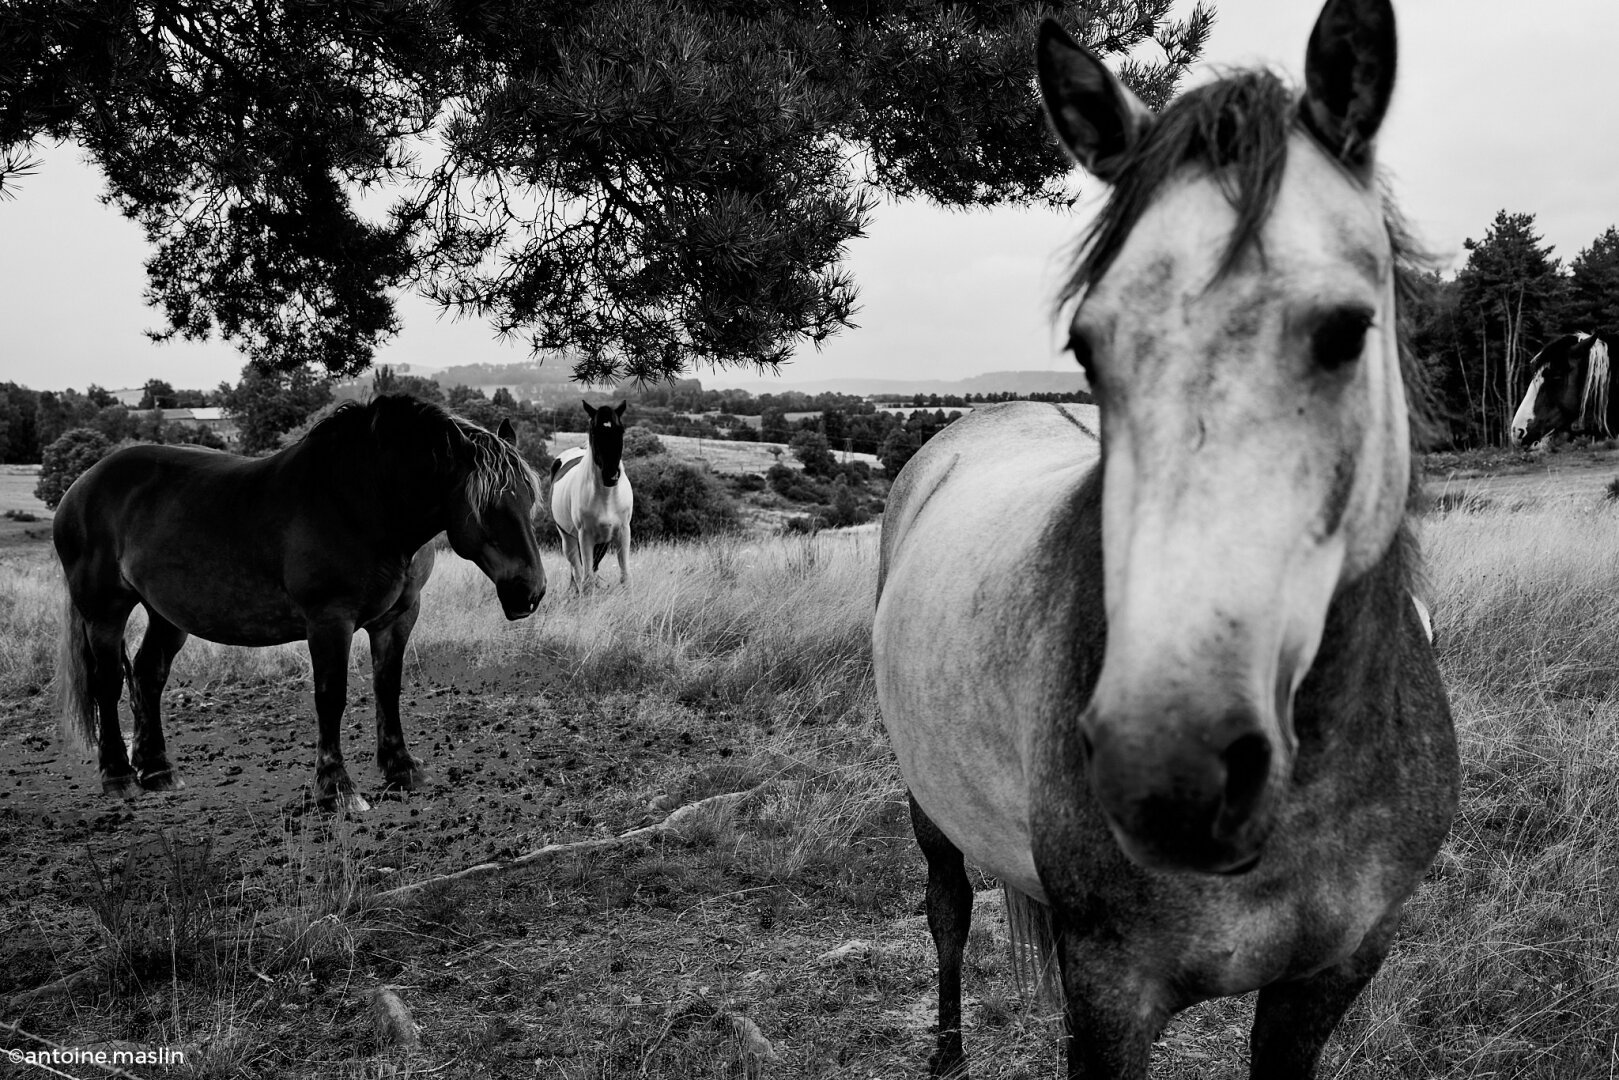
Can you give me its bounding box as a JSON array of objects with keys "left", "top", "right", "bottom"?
[{"left": 1056, "top": 69, "right": 1297, "bottom": 311}]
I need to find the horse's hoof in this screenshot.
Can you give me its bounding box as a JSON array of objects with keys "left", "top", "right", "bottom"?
[
  {"left": 928, "top": 1052, "right": 970, "bottom": 1080},
  {"left": 138, "top": 767, "right": 184, "bottom": 791},
  {"left": 318, "top": 789, "right": 371, "bottom": 813},
  {"left": 102, "top": 774, "right": 141, "bottom": 800},
  {"left": 383, "top": 765, "right": 428, "bottom": 791}
]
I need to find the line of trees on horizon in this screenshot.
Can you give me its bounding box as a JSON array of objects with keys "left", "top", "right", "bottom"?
[{"left": 6, "top": 209, "right": 1610, "bottom": 472}]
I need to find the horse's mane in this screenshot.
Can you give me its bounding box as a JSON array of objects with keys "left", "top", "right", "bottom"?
[
  {"left": 1577, "top": 337, "right": 1611, "bottom": 438},
  {"left": 304, "top": 395, "right": 538, "bottom": 513},
  {"left": 1053, "top": 67, "right": 1438, "bottom": 491}
]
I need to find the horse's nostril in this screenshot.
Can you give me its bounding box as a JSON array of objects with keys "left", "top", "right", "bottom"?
[{"left": 1216, "top": 731, "right": 1271, "bottom": 837}]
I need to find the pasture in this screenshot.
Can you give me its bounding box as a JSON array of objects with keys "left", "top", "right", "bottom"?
[
  {"left": 0, "top": 466, "right": 51, "bottom": 551},
  {"left": 0, "top": 453, "right": 1616, "bottom": 1078}
]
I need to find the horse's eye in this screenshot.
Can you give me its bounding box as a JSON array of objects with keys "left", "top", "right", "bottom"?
[
  {"left": 1068, "top": 330, "right": 1096, "bottom": 379},
  {"left": 1311, "top": 308, "right": 1374, "bottom": 371}
]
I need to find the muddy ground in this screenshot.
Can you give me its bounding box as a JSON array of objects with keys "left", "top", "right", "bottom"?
[{"left": 0, "top": 637, "right": 777, "bottom": 961}]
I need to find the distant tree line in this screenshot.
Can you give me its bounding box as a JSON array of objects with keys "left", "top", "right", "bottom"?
[{"left": 1, "top": 379, "right": 227, "bottom": 466}]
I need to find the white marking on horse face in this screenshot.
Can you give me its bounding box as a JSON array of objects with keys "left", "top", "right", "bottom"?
[
  {"left": 1511, "top": 372, "right": 1542, "bottom": 445},
  {"left": 1076, "top": 132, "right": 1406, "bottom": 788}
]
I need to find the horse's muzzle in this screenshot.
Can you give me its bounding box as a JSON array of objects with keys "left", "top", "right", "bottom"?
[
  {"left": 497, "top": 578, "right": 545, "bottom": 620},
  {"left": 1082, "top": 710, "right": 1279, "bottom": 874}
]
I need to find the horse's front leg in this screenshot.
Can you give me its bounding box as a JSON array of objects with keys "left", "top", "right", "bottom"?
[
  {"left": 556, "top": 527, "right": 587, "bottom": 595},
  {"left": 370, "top": 551, "right": 432, "bottom": 791},
  {"left": 1057, "top": 933, "right": 1165, "bottom": 1080},
  {"left": 616, "top": 521, "right": 632, "bottom": 588},
  {"left": 307, "top": 618, "right": 367, "bottom": 811},
  {"left": 1248, "top": 910, "right": 1400, "bottom": 1079},
  {"left": 126, "top": 607, "right": 188, "bottom": 790},
  {"left": 576, "top": 523, "right": 602, "bottom": 593}
]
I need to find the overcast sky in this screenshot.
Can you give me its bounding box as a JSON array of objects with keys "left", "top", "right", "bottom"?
[{"left": 3, "top": 0, "right": 1616, "bottom": 393}]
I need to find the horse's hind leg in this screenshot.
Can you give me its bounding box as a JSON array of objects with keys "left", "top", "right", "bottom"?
[
  {"left": 83, "top": 617, "right": 139, "bottom": 799},
  {"left": 1248, "top": 912, "right": 1397, "bottom": 1079},
  {"left": 910, "top": 792, "right": 974, "bottom": 1078},
  {"left": 126, "top": 607, "right": 188, "bottom": 790}
]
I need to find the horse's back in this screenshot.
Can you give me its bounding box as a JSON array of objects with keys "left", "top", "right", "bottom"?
[
  {"left": 54, "top": 443, "right": 316, "bottom": 644},
  {"left": 55, "top": 444, "right": 254, "bottom": 562},
  {"left": 875, "top": 401, "right": 1102, "bottom": 898},
  {"left": 880, "top": 402, "right": 1097, "bottom": 581}
]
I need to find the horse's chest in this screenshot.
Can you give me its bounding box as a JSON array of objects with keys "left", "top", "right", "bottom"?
[{"left": 1174, "top": 865, "right": 1394, "bottom": 992}]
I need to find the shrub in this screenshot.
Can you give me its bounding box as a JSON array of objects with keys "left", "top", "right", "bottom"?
[
  {"left": 624, "top": 426, "right": 667, "bottom": 458},
  {"left": 823, "top": 475, "right": 871, "bottom": 529},
  {"left": 630, "top": 454, "right": 740, "bottom": 541},
  {"left": 35, "top": 428, "right": 112, "bottom": 509},
  {"left": 789, "top": 430, "right": 837, "bottom": 477},
  {"left": 515, "top": 421, "right": 552, "bottom": 475},
  {"left": 162, "top": 422, "right": 228, "bottom": 450},
  {"left": 766, "top": 463, "right": 827, "bottom": 503}
]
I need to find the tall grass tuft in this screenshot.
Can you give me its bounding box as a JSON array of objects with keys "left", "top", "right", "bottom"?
[
  {"left": 1422, "top": 501, "right": 1619, "bottom": 697},
  {"left": 1338, "top": 501, "right": 1619, "bottom": 1077}
]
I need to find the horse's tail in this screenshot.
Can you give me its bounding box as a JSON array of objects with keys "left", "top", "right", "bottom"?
[
  {"left": 549, "top": 456, "right": 563, "bottom": 482},
  {"left": 55, "top": 589, "right": 99, "bottom": 750},
  {"left": 1003, "top": 886, "right": 1062, "bottom": 1008},
  {"left": 591, "top": 540, "right": 611, "bottom": 571}
]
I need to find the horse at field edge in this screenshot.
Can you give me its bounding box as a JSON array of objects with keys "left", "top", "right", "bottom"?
[
  {"left": 550, "top": 400, "right": 634, "bottom": 592},
  {"left": 1510, "top": 331, "right": 1616, "bottom": 447},
  {"left": 53, "top": 394, "right": 546, "bottom": 811},
  {"left": 872, "top": 1, "right": 1459, "bottom": 1076}
]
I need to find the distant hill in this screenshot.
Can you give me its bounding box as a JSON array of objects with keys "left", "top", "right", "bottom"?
[{"left": 702, "top": 369, "right": 1089, "bottom": 398}]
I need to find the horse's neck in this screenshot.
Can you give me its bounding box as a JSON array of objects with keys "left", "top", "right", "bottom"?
[
  {"left": 1295, "top": 534, "right": 1416, "bottom": 739},
  {"left": 291, "top": 435, "right": 456, "bottom": 551},
  {"left": 576, "top": 446, "right": 606, "bottom": 492}
]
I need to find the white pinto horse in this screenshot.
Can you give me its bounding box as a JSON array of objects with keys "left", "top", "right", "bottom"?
[
  {"left": 874, "top": 1, "right": 1458, "bottom": 1076},
  {"left": 550, "top": 401, "right": 633, "bottom": 592}
]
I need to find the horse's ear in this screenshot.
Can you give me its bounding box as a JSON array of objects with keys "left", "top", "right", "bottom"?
[
  {"left": 1301, "top": 0, "right": 1397, "bottom": 171},
  {"left": 1036, "top": 19, "right": 1153, "bottom": 181},
  {"left": 496, "top": 418, "right": 516, "bottom": 444},
  {"left": 614, "top": 401, "right": 627, "bottom": 419},
  {"left": 581, "top": 399, "right": 595, "bottom": 418}
]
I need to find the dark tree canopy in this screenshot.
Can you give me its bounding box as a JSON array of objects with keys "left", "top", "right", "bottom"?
[
  {"left": 0, "top": 0, "right": 1212, "bottom": 383},
  {"left": 1563, "top": 226, "right": 1619, "bottom": 336}
]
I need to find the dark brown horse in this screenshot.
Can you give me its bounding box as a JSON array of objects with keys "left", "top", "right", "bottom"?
[
  {"left": 1510, "top": 331, "right": 1615, "bottom": 446},
  {"left": 874, "top": 0, "right": 1458, "bottom": 1076},
  {"left": 53, "top": 394, "right": 545, "bottom": 810}
]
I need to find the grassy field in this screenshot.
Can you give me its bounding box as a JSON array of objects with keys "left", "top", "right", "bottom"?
[
  {"left": 0, "top": 466, "right": 52, "bottom": 550},
  {"left": 0, "top": 457, "right": 1617, "bottom": 1078}
]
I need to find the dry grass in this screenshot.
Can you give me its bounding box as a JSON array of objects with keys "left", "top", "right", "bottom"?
[{"left": 1, "top": 494, "right": 1617, "bottom": 1077}]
